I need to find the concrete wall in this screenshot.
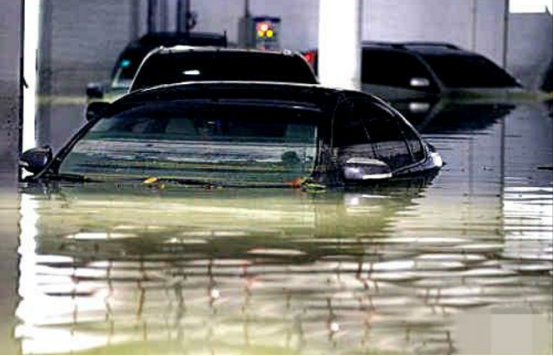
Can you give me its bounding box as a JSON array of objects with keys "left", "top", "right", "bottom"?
[
  {"left": 0, "top": 0, "right": 22, "bottom": 185},
  {"left": 37, "top": 0, "right": 143, "bottom": 149},
  {"left": 191, "top": 0, "right": 319, "bottom": 49},
  {"left": 363, "top": 0, "right": 507, "bottom": 66},
  {"left": 39, "top": 0, "right": 141, "bottom": 96},
  {"left": 507, "top": 13, "right": 553, "bottom": 88}
]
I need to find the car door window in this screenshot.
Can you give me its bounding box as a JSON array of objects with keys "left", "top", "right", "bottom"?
[
  {"left": 355, "top": 100, "right": 423, "bottom": 170},
  {"left": 332, "top": 100, "right": 376, "bottom": 167},
  {"left": 333, "top": 101, "right": 371, "bottom": 148},
  {"left": 398, "top": 118, "right": 425, "bottom": 163},
  {"left": 362, "top": 49, "right": 435, "bottom": 90}
]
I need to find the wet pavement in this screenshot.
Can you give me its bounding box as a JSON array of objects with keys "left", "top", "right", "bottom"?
[{"left": 0, "top": 100, "right": 552, "bottom": 354}]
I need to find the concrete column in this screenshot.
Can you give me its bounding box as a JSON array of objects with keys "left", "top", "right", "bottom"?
[
  {"left": 318, "top": 0, "right": 363, "bottom": 90},
  {"left": 0, "top": 0, "right": 23, "bottom": 185},
  {"left": 159, "top": 0, "right": 169, "bottom": 32},
  {"left": 502, "top": 0, "right": 509, "bottom": 68},
  {"left": 36, "top": 0, "right": 52, "bottom": 149},
  {"left": 166, "top": 0, "right": 178, "bottom": 32},
  {"left": 0, "top": 3, "right": 23, "bottom": 354}
]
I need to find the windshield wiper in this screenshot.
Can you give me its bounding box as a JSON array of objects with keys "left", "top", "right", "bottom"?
[{"left": 119, "top": 176, "right": 221, "bottom": 188}]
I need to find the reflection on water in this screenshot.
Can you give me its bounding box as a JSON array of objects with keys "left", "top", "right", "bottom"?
[{"left": 9, "top": 102, "right": 554, "bottom": 354}]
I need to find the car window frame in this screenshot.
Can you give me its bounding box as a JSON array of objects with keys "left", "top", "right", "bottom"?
[
  {"left": 361, "top": 48, "right": 441, "bottom": 93},
  {"left": 332, "top": 94, "right": 429, "bottom": 173}
]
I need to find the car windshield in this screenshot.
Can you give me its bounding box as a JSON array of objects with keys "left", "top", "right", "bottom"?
[
  {"left": 420, "top": 53, "right": 520, "bottom": 88},
  {"left": 58, "top": 101, "right": 320, "bottom": 186},
  {"left": 130, "top": 53, "right": 318, "bottom": 91}
]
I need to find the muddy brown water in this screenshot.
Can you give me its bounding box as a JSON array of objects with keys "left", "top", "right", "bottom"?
[{"left": 0, "top": 101, "right": 551, "bottom": 354}]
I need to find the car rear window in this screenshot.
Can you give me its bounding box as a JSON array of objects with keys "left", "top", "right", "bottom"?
[
  {"left": 130, "top": 53, "right": 318, "bottom": 91},
  {"left": 111, "top": 36, "right": 227, "bottom": 89},
  {"left": 362, "top": 49, "right": 436, "bottom": 90},
  {"left": 59, "top": 101, "right": 320, "bottom": 186},
  {"left": 420, "top": 53, "right": 520, "bottom": 88}
]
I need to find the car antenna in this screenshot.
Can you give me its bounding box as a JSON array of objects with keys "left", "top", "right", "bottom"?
[{"left": 223, "top": 30, "right": 228, "bottom": 47}]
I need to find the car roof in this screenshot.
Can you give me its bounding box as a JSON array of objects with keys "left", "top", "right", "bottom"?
[
  {"left": 151, "top": 45, "right": 300, "bottom": 57},
  {"left": 110, "top": 81, "right": 381, "bottom": 113},
  {"left": 362, "top": 41, "right": 468, "bottom": 55}
]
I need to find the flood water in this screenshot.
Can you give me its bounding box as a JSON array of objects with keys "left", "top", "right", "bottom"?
[{"left": 0, "top": 100, "right": 552, "bottom": 354}]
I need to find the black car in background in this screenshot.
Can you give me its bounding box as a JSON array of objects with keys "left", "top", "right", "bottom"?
[
  {"left": 129, "top": 47, "right": 318, "bottom": 92},
  {"left": 86, "top": 32, "right": 227, "bottom": 101},
  {"left": 22, "top": 82, "right": 443, "bottom": 187},
  {"left": 303, "top": 41, "right": 523, "bottom": 100}
]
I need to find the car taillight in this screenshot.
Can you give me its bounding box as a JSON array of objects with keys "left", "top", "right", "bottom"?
[{"left": 303, "top": 51, "right": 316, "bottom": 68}]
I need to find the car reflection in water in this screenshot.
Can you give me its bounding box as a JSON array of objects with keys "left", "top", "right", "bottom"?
[
  {"left": 390, "top": 98, "right": 516, "bottom": 135},
  {"left": 15, "top": 177, "right": 465, "bottom": 355}
]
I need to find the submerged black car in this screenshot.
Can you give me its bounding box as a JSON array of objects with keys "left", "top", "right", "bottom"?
[
  {"left": 304, "top": 42, "right": 523, "bottom": 101},
  {"left": 22, "top": 82, "right": 443, "bottom": 188}
]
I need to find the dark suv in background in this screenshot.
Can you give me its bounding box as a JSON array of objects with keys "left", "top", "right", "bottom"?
[
  {"left": 86, "top": 32, "right": 227, "bottom": 101},
  {"left": 304, "top": 42, "right": 523, "bottom": 101}
]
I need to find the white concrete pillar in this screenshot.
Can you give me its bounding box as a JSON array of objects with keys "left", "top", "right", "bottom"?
[
  {"left": 23, "top": 0, "right": 40, "bottom": 153},
  {"left": 318, "top": 0, "right": 363, "bottom": 90}
]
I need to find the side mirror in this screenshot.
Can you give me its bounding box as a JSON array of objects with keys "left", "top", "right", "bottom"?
[
  {"left": 20, "top": 146, "right": 52, "bottom": 175},
  {"left": 342, "top": 157, "right": 392, "bottom": 181},
  {"left": 410, "top": 77, "right": 431, "bottom": 88},
  {"left": 85, "top": 101, "right": 110, "bottom": 121},
  {"left": 86, "top": 82, "right": 105, "bottom": 99}
]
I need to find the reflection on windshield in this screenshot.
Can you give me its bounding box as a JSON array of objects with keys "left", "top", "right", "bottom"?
[{"left": 59, "top": 103, "right": 319, "bottom": 185}]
